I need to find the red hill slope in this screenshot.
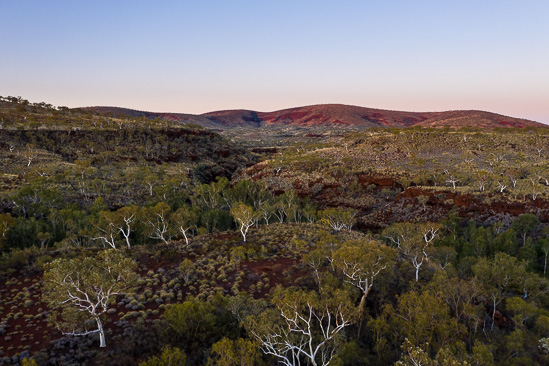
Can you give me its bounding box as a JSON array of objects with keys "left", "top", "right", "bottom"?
[{"left": 83, "top": 104, "right": 546, "bottom": 129}]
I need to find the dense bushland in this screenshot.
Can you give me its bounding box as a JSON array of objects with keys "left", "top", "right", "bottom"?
[{"left": 1, "top": 96, "right": 549, "bottom": 365}]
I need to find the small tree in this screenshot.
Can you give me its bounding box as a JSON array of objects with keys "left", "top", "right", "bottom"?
[
  {"left": 73, "top": 159, "right": 92, "bottom": 179},
  {"left": 257, "top": 199, "right": 275, "bottom": 225},
  {"left": 163, "top": 297, "right": 216, "bottom": 345},
  {"left": 42, "top": 250, "right": 137, "bottom": 347},
  {"left": 383, "top": 222, "right": 441, "bottom": 281},
  {"left": 332, "top": 239, "right": 396, "bottom": 337},
  {"left": 303, "top": 249, "right": 327, "bottom": 288},
  {"left": 92, "top": 211, "right": 119, "bottom": 249},
  {"left": 0, "top": 213, "right": 15, "bottom": 250},
  {"left": 179, "top": 258, "right": 195, "bottom": 283},
  {"left": 394, "top": 339, "right": 434, "bottom": 366},
  {"left": 319, "top": 208, "right": 357, "bottom": 232},
  {"left": 472, "top": 253, "right": 527, "bottom": 330},
  {"left": 511, "top": 213, "right": 540, "bottom": 246},
  {"left": 209, "top": 337, "right": 261, "bottom": 366},
  {"left": 474, "top": 170, "right": 491, "bottom": 192},
  {"left": 143, "top": 202, "right": 173, "bottom": 245},
  {"left": 139, "top": 346, "right": 187, "bottom": 366},
  {"left": 192, "top": 177, "right": 229, "bottom": 210},
  {"left": 417, "top": 195, "right": 429, "bottom": 212},
  {"left": 22, "top": 144, "right": 36, "bottom": 167},
  {"left": 539, "top": 237, "right": 549, "bottom": 275},
  {"left": 92, "top": 206, "right": 139, "bottom": 249},
  {"left": 273, "top": 190, "right": 298, "bottom": 223},
  {"left": 428, "top": 271, "right": 480, "bottom": 326},
  {"left": 230, "top": 246, "right": 247, "bottom": 269},
  {"left": 114, "top": 206, "right": 138, "bottom": 249},
  {"left": 36, "top": 231, "right": 52, "bottom": 249},
  {"left": 392, "top": 290, "right": 463, "bottom": 354},
  {"left": 445, "top": 174, "right": 460, "bottom": 190},
  {"left": 172, "top": 206, "right": 198, "bottom": 246},
  {"left": 230, "top": 202, "right": 258, "bottom": 242},
  {"left": 245, "top": 286, "right": 356, "bottom": 366}
]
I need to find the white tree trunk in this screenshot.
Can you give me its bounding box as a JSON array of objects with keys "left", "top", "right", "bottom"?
[
  {"left": 96, "top": 317, "right": 106, "bottom": 347},
  {"left": 181, "top": 229, "right": 189, "bottom": 246},
  {"left": 120, "top": 227, "right": 131, "bottom": 249},
  {"left": 240, "top": 223, "right": 251, "bottom": 242}
]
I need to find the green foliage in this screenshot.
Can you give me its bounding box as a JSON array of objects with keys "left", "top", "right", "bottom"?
[
  {"left": 21, "top": 359, "right": 38, "bottom": 366},
  {"left": 0, "top": 213, "right": 14, "bottom": 251},
  {"left": 393, "top": 290, "right": 463, "bottom": 352},
  {"left": 163, "top": 297, "right": 216, "bottom": 345},
  {"left": 506, "top": 297, "right": 538, "bottom": 328},
  {"left": 245, "top": 286, "right": 357, "bottom": 366},
  {"left": 332, "top": 238, "right": 397, "bottom": 330},
  {"left": 139, "top": 346, "right": 187, "bottom": 366},
  {"left": 394, "top": 339, "right": 436, "bottom": 366},
  {"left": 178, "top": 258, "right": 195, "bottom": 283},
  {"left": 209, "top": 337, "right": 261, "bottom": 366},
  {"left": 172, "top": 206, "right": 199, "bottom": 245},
  {"left": 225, "top": 292, "right": 268, "bottom": 324},
  {"left": 3, "top": 216, "right": 39, "bottom": 251},
  {"left": 331, "top": 341, "right": 369, "bottom": 366},
  {"left": 472, "top": 253, "right": 527, "bottom": 294},
  {"left": 2, "top": 99, "right": 549, "bottom": 363},
  {"left": 470, "top": 341, "right": 495, "bottom": 366},
  {"left": 42, "top": 249, "right": 138, "bottom": 347},
  {"left": 383, "top": 222, "right": 442, "bottom": 281},
  {"left": 512, "top": 214, "right": 541, "bottom": 246},
  {"left": 318, "top": 208, "right": 357, "bottom": 232},
  {"left": 230, "top": 202, "right": 259, "bottom": 242},
  {"left": 201, "top": 209, "right": 233, "bottom": 233}
]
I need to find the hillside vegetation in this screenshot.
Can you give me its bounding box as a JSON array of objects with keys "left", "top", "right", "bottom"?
[
  {"left": 1, "top": 96, "right": 549, "bottom": 366},
  {"left": 241, "top": 127, "right": 549, "bottom": 229},
  {"left": 85, "top": 103, "right": 547, "bottom": 130}
]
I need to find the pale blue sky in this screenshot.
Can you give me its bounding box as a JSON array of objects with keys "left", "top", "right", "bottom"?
[{"left": 1, "top": 1, "right": 548, "bottom": 123}]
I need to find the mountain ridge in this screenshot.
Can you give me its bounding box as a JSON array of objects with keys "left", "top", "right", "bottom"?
[{"left": 82, "top": 104, "right": 546, "bottom": 129}]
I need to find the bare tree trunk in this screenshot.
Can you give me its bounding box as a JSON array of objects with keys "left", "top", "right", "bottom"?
[
  {"left": 182, "top": 230, "right": 189, "bottom": 246},
  {"left": 357, "top": 292, "right": 367, "bottom": 339},
  {"left": 96, "top": 317, "right": 106, "bottom": 347},
  {"left": 240, "top": 224, "right": 247, "bottom": 242},
  {"left": 121, "top": 229, "right": 131, "bottom": 249}
]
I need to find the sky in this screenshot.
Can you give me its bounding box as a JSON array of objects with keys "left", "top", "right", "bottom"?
[{"left": 1, "top": 1, "right": 549, "bottom": 124}]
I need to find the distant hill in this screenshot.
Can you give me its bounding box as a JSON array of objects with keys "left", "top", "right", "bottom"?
[
  {"left": 82, "top": 104, "right": 546, "bottom": 129},
  {"left": 81, "top": 106, "right": 223, "bottom": 128}
]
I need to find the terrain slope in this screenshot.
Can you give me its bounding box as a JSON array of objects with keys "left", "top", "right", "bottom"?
[{"left": 84, "top": 104, "right": 546, "bottom": 129}]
